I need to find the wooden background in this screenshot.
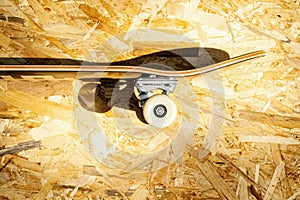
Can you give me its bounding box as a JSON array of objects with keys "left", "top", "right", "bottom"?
[{"left": 0, "top": 0, "right": 299, "bottom": 199}]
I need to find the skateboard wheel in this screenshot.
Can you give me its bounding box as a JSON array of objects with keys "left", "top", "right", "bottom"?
[{"left": 143, "top": 94, "right": 177, "bottom": 128}]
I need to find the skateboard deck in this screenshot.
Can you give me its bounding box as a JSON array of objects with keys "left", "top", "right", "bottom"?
[
  {"left": 0, "top": 47, "right": 266, "bottom": 128},
  {"left": 0, "top": 47, "right": 265, "bottom": 79}
]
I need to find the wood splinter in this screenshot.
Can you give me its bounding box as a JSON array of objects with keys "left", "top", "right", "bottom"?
[{"left": 0, "top": 140, "right": 41, "bottom": 156}]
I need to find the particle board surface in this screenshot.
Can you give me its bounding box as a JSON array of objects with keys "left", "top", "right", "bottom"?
[{"left": 0, "top": 0, "right": 299, "bottom": 199}]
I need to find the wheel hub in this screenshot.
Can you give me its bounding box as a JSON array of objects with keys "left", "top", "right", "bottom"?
[{"left": 154, "top": 104, "right": 167, "bottom": 118}]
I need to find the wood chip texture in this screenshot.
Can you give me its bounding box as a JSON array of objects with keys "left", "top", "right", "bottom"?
[{"left": 0, "top": 0, "right": 299, "bottom": 199}]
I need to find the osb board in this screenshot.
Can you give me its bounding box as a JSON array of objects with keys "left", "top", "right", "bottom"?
[{"left": 0, "top": 0, "right": 300, "bottom": 199}]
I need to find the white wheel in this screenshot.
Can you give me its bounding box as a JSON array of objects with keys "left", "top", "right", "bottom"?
[{"left": 143, "top": 94, "right": 177, "bottom": 128}]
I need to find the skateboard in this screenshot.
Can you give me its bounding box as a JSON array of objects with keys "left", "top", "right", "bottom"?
[{"left": 0, "top": 47, "right": 265, "bottom": 128}]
